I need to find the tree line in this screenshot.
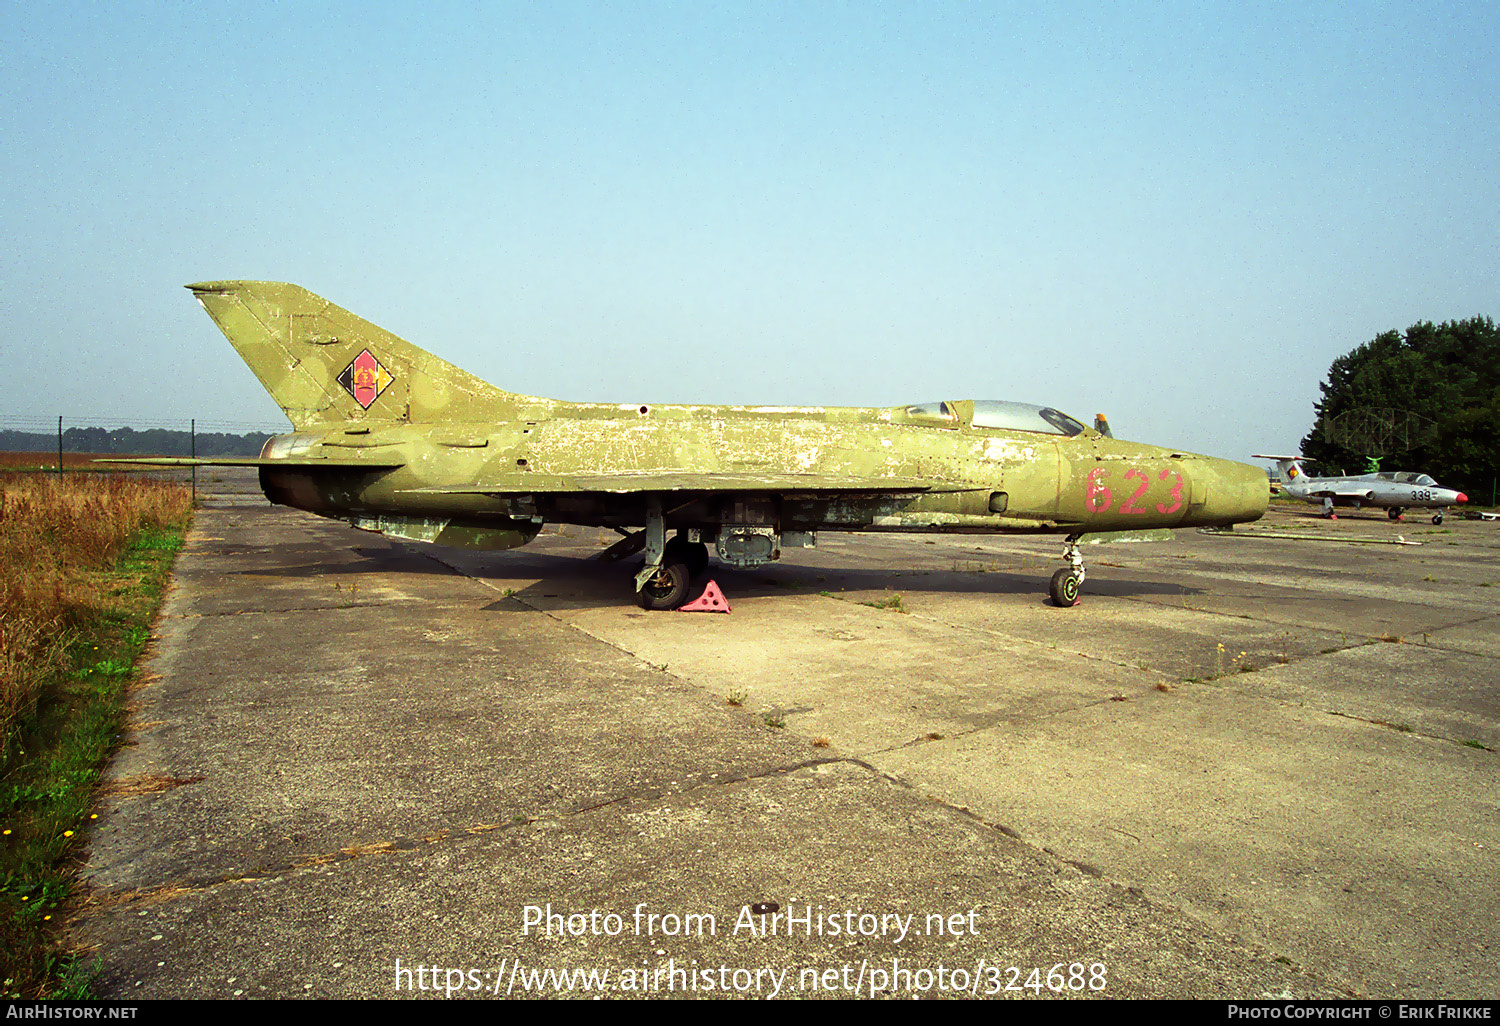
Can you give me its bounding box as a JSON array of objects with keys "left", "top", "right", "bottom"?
[
  {"left": 0, "top": 427, "right": 269, "bottom": 457},
  {"left": 1302, "top": 316, "right": 1498, "bottom": 498}
]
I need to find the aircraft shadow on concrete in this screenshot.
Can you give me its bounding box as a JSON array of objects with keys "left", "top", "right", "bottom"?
[
  {"left": 227, "top": 544, "right": 1201, "bottom": 607},
  {"left": 224, "top": 544, "right": 450, "bottom": 579},
  {"left": 477, "top": 558, "right": 1203, "bottom": 610}
]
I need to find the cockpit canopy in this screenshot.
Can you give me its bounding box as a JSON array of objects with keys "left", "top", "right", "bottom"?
[
  {"left": 903, "top": 400, "right": 1088, "bottom": 437},
  {"left": 1378, "top": 472, "right": 1438, "bottom": 486}
]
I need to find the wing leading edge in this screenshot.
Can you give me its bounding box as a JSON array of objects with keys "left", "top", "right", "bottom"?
[
  {"left": 95, "top": 457, "right": 406, "bottom": 469},
  {"left": 399, "top": 472, "right": 982, "bottom": 496}
]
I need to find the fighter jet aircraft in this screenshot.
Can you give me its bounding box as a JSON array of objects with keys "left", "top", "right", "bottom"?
[
  {"left": 1253, "top": 455, "right": 1468, "bottom": 523},
  {"left": 114, "top": 281, "right": 1268, "bottom": 608}
]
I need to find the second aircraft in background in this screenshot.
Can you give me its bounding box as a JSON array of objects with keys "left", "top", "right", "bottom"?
[{"left": 1254, "top": 455, "right": 1468, "bottom": 523}]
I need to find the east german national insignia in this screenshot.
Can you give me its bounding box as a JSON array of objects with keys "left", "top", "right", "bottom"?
[{"left": 337, "top": 349, "right": 394, "bottom": 409}]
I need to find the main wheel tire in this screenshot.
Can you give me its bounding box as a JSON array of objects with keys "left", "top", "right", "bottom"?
[
  {"left": 638, "top": 562, "right": 690, "bottom": 610},
  {"left": 1049, "top": 568, "right": 1081, "bottom": 607},
  {"left": 666, "top": 537, "right": 711, "bottom": 578},
  {"left": 1388, "top": 508, "right": 1404, "bottom": 520}
]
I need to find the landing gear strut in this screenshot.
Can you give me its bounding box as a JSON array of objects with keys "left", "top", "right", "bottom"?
[
  {"left": 1049, "top": 533, "right": 1085, "bottom": 607},
  {"left": 633, "top": 496, "right": 682, "bottom": 609}
]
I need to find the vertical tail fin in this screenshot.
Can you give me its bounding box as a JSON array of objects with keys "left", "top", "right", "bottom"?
[
  {"left": 187, "top": 281, "right": 536, "bottom": 429},
  {"left": 1252, "top": 454, "right": 1309, "bottom": 483}
]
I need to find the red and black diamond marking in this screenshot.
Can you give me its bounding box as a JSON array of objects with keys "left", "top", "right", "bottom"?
[{"left": 337, "top": 349, "right": 393, "bottom": 409}]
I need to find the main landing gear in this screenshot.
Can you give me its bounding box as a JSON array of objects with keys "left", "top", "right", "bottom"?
[
  {"left": 636, "top": 536, "right": 713, "bottom": 610},
  {"left": 1049, "top": 533, "right": 1086, "bottom": 607},
  {"left": 633, "top": 497, "right": 712, "bottom": 610}
]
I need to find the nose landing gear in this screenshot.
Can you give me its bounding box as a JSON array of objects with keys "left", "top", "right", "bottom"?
[{"left": 1050, "top": 533, "right": 1086, "bottom": 607}]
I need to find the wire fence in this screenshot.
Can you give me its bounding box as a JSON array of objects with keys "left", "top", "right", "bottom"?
[
  {"left": 0, "top": 415, "right": 287, "bottom": 463},
  {"left": 0, "top": 414, "right": 286, "bottom": 434}
]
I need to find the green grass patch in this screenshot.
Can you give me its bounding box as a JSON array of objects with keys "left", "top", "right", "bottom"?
[{"left": 0, "top": 519, "right": 188, "bottom": 997}]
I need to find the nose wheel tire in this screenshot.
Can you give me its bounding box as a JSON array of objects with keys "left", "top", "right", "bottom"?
[
  {"left": 1050, "top": 569, "right": 1082, "bottom": 607},
  {"left": 638, "top": 562, "right": 690, "bottom": 610},
  {"left": 1433, "top": 513, "right": 1445, "bottom": 525}
]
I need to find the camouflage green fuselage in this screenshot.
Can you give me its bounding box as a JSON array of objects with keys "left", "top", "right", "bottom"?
[{"left": 259, "top": 399, "right": 1267, "bottom": 552}]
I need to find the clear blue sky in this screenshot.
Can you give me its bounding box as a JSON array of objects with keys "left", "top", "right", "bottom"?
[{"left": 3, "top": 2, "right": 1496, "bottom": 461}]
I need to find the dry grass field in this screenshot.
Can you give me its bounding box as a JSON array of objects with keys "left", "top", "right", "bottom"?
[
  {"left": 0, "top": 468, "right": 192, "bottom": 995},
  {"left": 0, "top": 471, "right": 191, "bottom": 745}
]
